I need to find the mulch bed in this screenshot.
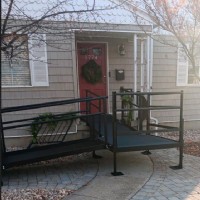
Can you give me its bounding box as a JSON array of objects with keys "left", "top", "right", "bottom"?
[
  {"left": 153, "top": 130, "right": 200, "bottom": 158},
  {"left": 183, "top": 141, "right": 200, "bottom": 157}
]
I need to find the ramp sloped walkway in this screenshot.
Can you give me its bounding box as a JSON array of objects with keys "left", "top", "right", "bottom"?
[{"left": 3, "top": 139, "right": 105, "bottom": 169}]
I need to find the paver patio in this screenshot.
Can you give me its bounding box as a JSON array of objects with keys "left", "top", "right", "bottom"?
[{"left": 2, "top": 149, "right": 200, "bottom": 200}]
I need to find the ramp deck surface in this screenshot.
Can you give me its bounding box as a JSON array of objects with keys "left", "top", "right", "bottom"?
[{"left": 90, "top": 114, "right": 179, "bottom": 152}]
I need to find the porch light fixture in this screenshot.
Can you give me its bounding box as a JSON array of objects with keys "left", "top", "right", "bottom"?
[{"left": 118, "top": 44, "right": 126, "bottom": 56}]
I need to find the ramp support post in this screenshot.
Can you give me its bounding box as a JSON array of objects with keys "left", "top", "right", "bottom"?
[
  {"left": 111, "top": 92, "right": 123, "bottom": 176},
  {"left": 170, "top": 91, "right": 184, "bottom": 170},
  {"left": 111, "top": 151, "right": 123, "bottom": 176},
  {"left": 178, "top": 116, "right": 184, "bottom": 169}
]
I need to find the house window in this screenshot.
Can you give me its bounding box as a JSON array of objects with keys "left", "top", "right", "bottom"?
[
  {"left": 188, "top": 64, "right": 200, "bottom": 85},
  {"left": 1, "top": 34, "right": 49, "bottom": 87},
  {"left": 176, "top": 44, "right": 200, "bottom": 86},
  {"left": 2, "top": 35, "right": 31, "bottom": 86}
]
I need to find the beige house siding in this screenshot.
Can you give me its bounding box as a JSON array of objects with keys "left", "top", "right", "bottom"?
[
  {"left": 2, "top": 33, "right": 77, "bottom": 137},
  {"left": 2, "top": 31, "right": 200, "bottom": 139},
  {"left": 152, "top": 40, "right": 200, "bottom": 129},
  {"left": 2, "top": 34, "right": 75, "bottom": 106}
]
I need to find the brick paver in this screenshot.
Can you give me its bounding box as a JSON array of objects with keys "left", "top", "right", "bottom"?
[
  {"left": 2, "top": 149, "right": 200, "bottom": 200},
  {"left": 2, "top": 153, "right": 98, "bottom": 191},
  {"left": 130, "top": 149, "right": 200, "bottom": 200}
]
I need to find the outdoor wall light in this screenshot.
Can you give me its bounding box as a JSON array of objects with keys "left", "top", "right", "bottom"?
[{"left": 118, "top": 44, "right": 126, "bottom": 56}]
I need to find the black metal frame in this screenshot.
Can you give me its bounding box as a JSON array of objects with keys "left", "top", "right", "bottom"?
[
  {"left": 111, "top": 91, "right": 184, "bottom": 175},
  {"left": 1, "top": 95, "right": 107, "bottom": 170},
  {"left": 85, "top": 90, "right": 108, "bottom": 157},
  {"left": 1, "top": 90, "right": 184, "bottom": 179}
]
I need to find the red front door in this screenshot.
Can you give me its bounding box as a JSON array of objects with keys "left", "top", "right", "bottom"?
[{"left": 77, "top": 43, "right": 107, "bottom": 112}]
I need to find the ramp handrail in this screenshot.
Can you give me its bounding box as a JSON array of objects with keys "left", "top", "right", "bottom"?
[
  {"left": 1, "top": 95, "right": 108, "bottom": 151},
  {"left": 1, "top": 96, "right": 105, "bottom": 113},
  {"left": 111, "top": 90, "right": 184, "bottom": 174},
  {"left": 112, "top": 90, "right": 184, "bottom": 149}
]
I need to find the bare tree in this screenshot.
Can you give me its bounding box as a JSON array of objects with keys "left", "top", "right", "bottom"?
[
  {"left": 1, "top": 0, "right": 126, "bottom": 61},
  {"left": 129, "top": 0, "right": 200, "bottom": 81},
  {"left": 1, "top": 0, "right": 130, "bottom": 185},
  {"left": 1, "top": 0, "right": 133, "bottom": 94}
]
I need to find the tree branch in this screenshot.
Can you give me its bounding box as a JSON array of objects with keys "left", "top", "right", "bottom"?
[{"left": 1, "top": 0, "right": 14, "bottom": 35}]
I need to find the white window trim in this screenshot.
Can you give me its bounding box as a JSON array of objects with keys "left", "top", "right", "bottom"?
[
  {"left": 186, "top": 59, "right": 200, "bottom": 87},
  {"left": 29, "top": 33, "right": 49, "bottom": 87},
  {"left": 2, "top": 33, "right": 49, "bottom": 88},
  {"left": 176, "top": 44, "right": 200, "bottom": 87},
  {"left": 2, "top": 85, "right": 33, "bottom": 88}
]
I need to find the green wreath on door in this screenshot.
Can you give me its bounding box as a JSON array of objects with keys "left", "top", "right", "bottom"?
[{"left": 81, "top": 60, "right": 102, "bottom": 84}]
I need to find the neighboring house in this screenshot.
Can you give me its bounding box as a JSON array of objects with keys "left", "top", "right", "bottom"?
[{"left": 1, "top": 1, "right": 200, "bottom": 147}]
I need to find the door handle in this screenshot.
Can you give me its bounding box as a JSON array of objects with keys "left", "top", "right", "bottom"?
[{"left": 103, "top": 75, "right": 106, "bottom": 84}]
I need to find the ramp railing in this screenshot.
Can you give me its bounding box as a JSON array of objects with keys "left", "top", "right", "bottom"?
[
  {"left": 1, "top": 95, "right": 107, "bottom": 151},
  {"left": 112, "top": 91, "right": 184, "bottom": 171},
  {"left": 113, "top": 91, "right": 184, "bottom": 134},
  {"left": 85, "top": 90, "right": 108, "bottom": 144}
]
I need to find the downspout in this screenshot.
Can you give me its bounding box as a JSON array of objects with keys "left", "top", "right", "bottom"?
[
  {"left": 148, "top": 36, "right": 159, "bottom": 129},
  {"left": 149, "top": 36, "right": 154, "bottom": 93},
  {"left": 133, "top": 34, "right": 138, "bottom": 120},
  {"left": 133, "top": 34, "right": 137, "bottom": 93},
  {"left": 140, "top": 38, "right": 144, "bottom": 92},
  {"left": 146, "top": 36, "right": 150, "bottom": 92}
]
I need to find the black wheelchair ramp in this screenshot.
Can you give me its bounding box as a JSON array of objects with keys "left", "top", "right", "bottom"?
[
  {"left": 1, "top": 94, "right": 107, "bottom": 170},
  {"left": 1, "top": 90, "right": 184, "bottom": 178}
]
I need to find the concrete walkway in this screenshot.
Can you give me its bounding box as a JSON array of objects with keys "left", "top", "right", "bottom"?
[{"left": 65, "top": 150, "right": 152, "bottom": 200}]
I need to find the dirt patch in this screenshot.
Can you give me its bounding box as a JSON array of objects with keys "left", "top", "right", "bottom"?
[
  {"left": 184, "top": 141, "right": 200, "bottom": 157},
  {"left": 153, "top": 130, "right": 200, "bottom": 158}
]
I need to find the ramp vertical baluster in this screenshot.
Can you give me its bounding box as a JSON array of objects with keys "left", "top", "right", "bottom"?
[
  {"left": 51, "top": 120, "right": 64, "bottom": 142},
  {"left": 138, "top": 93, "right": 143, "bottom": 131},
  {"left": 103, "top": 98, "right": 107, "bottom": 145},
  {"left": 85, "top": 91, "right": 91, "bottom": 138},
  {"left": 1, "top": 112, "right": 5, "bottom": 185},
  {"left": 88, "top": 100, "right": 93, "bottom": 138},
  {"left": 61, "top": 119, "right": 74, "bottom": 142},
  {"left": 142, "top": 93, "right": 152, "bottom": 155},
  {"left": 179, "top": 91, "right": 184, "bottom": 169},
  {"left": 146, "top": 93, "right": 151, "bottom": 131},
  {"left": 112, "top": 92, "right": 117, "bottom": 175},
  {"left": 1, "top": 115, "right": 6, "bottom": 154},
  {"left": 111, "top": 92, "right": 123, "bottom": 176},
  {"left": 98, "top": 99, "right": 101, "bottom": 136},
  {"left": 170, "top": 90, "right": 184, "bottom": 170}
]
